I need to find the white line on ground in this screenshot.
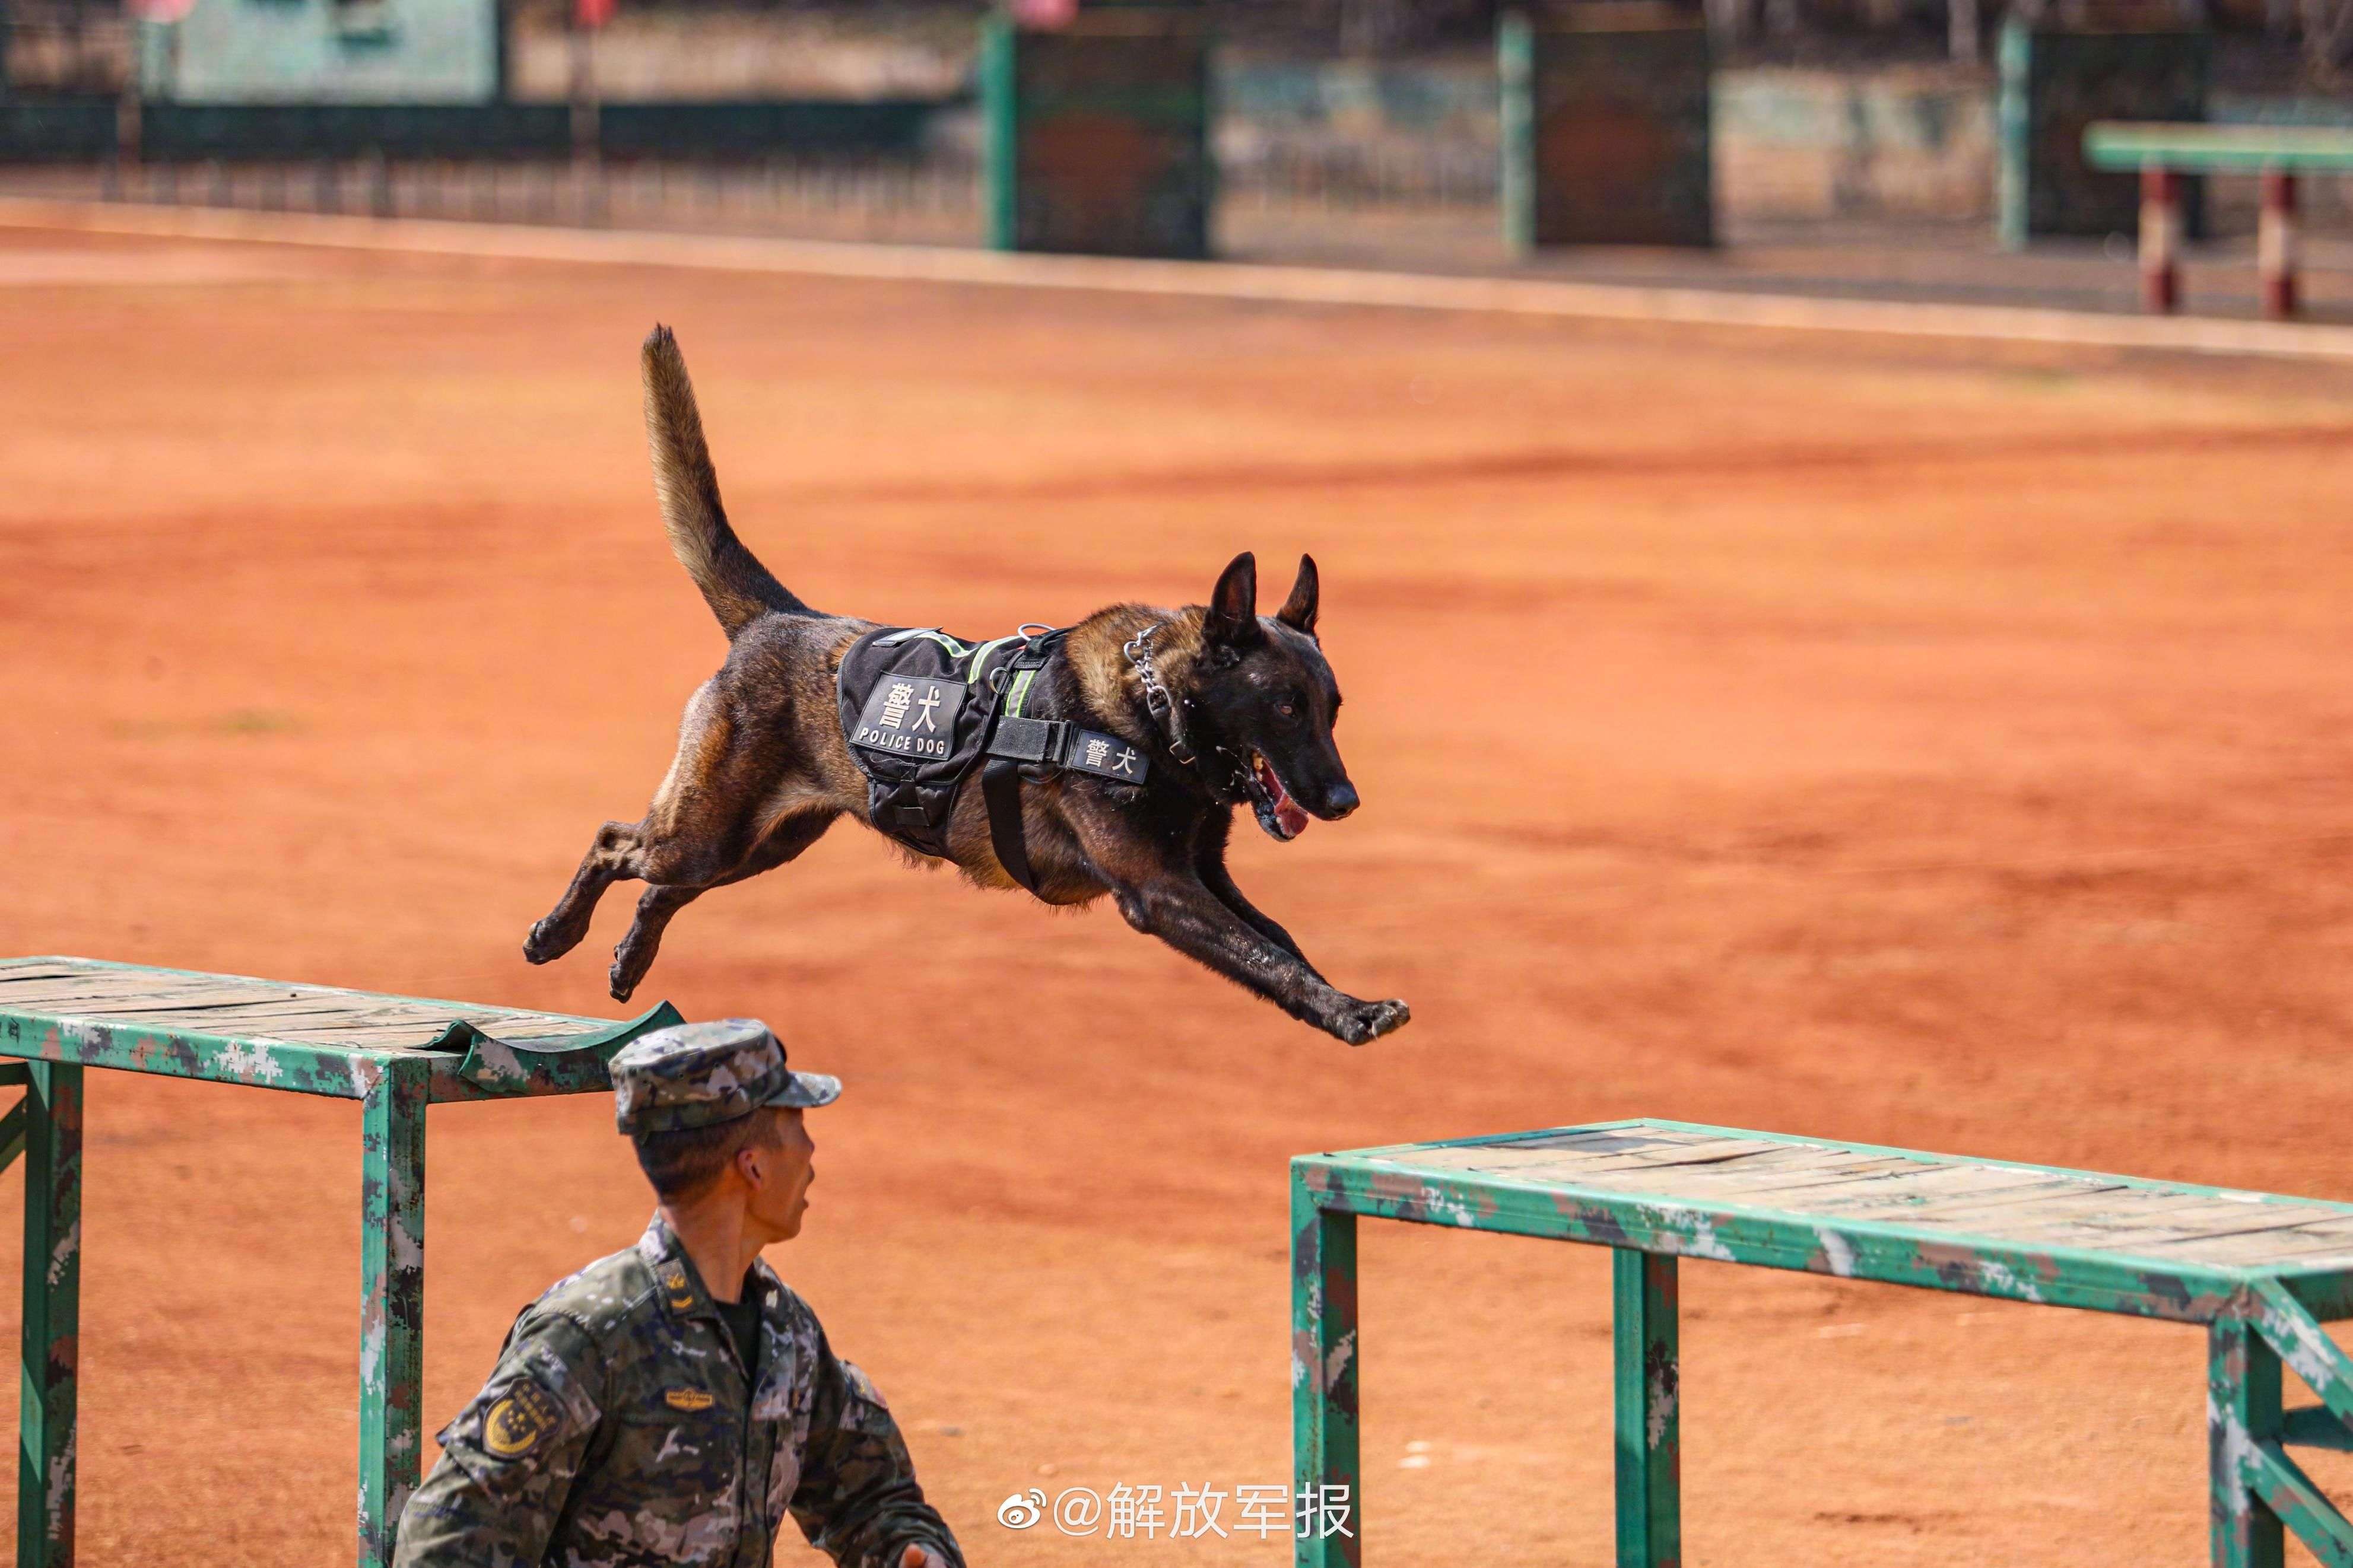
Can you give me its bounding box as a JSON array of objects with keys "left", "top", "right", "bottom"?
[{"left": 8, "top": 196, "right": 2353, "bottom": 362}]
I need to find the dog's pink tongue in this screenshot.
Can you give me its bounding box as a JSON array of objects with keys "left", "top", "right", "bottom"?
[
  {"left": 1276, "top": 791, "right": 1310, "bottom": 838},
  {"left": 1256, "top": 757, "right": 1313, "bottom": 838}
]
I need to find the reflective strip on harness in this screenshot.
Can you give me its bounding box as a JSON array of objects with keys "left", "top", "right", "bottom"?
[
  {"left": 875, "top": 627, "right": 972, "bottom": 658},
  {"left": 1004, "top": 667, "right": 1037, "bottom": 718}
]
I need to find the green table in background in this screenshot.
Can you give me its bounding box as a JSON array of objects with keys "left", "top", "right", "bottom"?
[
  {"left": 1294, "top": 1119, "right": 2353, "bottom": 1568},
  {"left": 2083, "top": 121, "right": 2353, "bottom": 317},
  {"left": 0, "top": 956, "right": 681, "bottom": 1568}
]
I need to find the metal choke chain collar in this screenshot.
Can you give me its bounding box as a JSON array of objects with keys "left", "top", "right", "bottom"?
[{"left": 1123, "top": 622, "right": 1250, "bottom": 801}]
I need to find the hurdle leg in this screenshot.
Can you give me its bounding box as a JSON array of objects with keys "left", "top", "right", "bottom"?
[
  {"left": 2141, "top": 165, "right": 2182, "bottom": 314},
  {"left": 2211, "top": 1317, "right": 2285, "bottom": 1568},
  {"left": 18, "top": 1062, "right": 82, "bottom": 1568},
  {"left": 1613, "top": 1249, "right": 1681, "bottom": 1567},
  {"left": 358, "top": 1061, "right": 428, "bottom": 1568},
  {"left": 1291, "top": 1175, "right": 1360, "bottom": 1568},
  {"left": 2259, "top": 170, "right": 2298, "bottom": 320}
]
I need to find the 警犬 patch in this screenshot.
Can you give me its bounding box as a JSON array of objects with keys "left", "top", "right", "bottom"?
[{"left": 849, "top": 674, "right": 965, "bottom": 761}]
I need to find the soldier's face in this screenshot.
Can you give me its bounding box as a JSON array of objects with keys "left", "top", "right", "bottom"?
[{"left": 742, "top": 1108, "right": 817, "bottom": 1243}]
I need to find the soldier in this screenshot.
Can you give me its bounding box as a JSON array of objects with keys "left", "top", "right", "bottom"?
[{"left": 393, "top": 1019, "right": 966, "bottom": 1568}]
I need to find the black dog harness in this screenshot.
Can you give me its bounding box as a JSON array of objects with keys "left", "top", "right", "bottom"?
[{"left": 836, "top": 625, "right": 1148, "bottom": 895}]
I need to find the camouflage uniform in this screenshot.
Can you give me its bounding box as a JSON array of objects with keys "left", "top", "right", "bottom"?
[{"left": 392, "top": 1021, "right": 964, "bottom": 1568}]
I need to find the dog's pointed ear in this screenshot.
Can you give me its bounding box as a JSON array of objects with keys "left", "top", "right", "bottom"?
[
  {"left": 1205, "top": 551, "right": 1262, "bottom": 650},
  {"left": 1275, "top": 554, "right": 1319, "bottom": 637}
]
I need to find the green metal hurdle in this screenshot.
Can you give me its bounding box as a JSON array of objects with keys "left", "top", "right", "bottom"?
[
  {"left": 1293, "top": 1119, "right": 2353, "bottom": 1568},
  {"left": 0, "top": 956, "right": 682, "bottom": 1568}
]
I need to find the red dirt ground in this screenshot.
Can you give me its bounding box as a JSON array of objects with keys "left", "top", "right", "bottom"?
[{"left": 7, "top": 220, "right": 2353, "bottom": 1565}]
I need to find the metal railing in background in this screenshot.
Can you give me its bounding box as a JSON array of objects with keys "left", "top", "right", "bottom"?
[
  {"left": 1222, "top": 138, "right": 1496, "bottom": 211},
  {"left": 0, "top": 151, "right": 986, "bottom": 244}
]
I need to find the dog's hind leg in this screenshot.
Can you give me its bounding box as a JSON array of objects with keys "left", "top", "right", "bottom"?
[
  {"left": 525, "top": 820, "right": 647, "bottom": 965},
  {"left": 528, "top": 676, "right": 758, "bottom": 971},
  {"left": 607, "top": 809, "right": 840, "bottom": 1001},
  {"left": 608, "top": 885, "right": 703, "bottom": 1001}
]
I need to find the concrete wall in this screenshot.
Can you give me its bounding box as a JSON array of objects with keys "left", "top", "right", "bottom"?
[
  {"left": 1719, "top": 65, "right": 1992, "bottom": 220},
  {"left": 506, "top": 5, "right": 973, "bottom": 100},
  {"left": 1215, "top": 55, "right": 1997, "bottom": 220},
  {"left": 513, "top": 26, "right": 2008, "bottom": 222},
  {"left": 1216, "top": 59, "right": 2353, "bottom": 227},
  {"left": 157, "top": 0, "right": 498, "bottom": 103},
  {"left": 1215, "top": 53, "right": 1495, "bottom": 196}
]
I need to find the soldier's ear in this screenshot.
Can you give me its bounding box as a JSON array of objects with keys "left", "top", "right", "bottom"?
[
  {"left": 1204, "top": 551, "right": 1261, "bottom": 651},
  {"left": 1275, "top": 554, "right": 1319, "bottom": 637}
]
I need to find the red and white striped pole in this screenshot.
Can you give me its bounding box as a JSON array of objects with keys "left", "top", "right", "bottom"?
[
  {"left": 2259, "top": 168, "right": 2298, "bottom": 320},
  {"left": 2139, "top": 164, "right": 2181, "bottom": 314}
]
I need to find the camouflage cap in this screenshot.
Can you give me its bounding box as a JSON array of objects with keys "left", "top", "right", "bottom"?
[{"left": 609, "top": 1018, "right": 842, "bottom": 1136}]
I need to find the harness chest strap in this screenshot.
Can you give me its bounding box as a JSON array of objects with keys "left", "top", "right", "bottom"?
[{"left": 978, "top": 635, "right": 1147, "bottom": 894}]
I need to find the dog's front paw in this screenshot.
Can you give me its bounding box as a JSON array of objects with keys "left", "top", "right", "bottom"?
[
  {"left": 1329, "top": 997, "right": 1411, "bottom": 1047},
  {"left": 523, "top": 917, "right": 579, "bottom": 965}
]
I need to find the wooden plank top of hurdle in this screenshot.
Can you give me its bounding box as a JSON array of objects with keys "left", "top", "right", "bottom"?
[
  {"left": 2085, "top": 120, "right": 2353, "bottom": 173},
  {"left": 0, "top": 956, "right": 682, "bottom": 1102},
  {"left": 1297, "top": 1120, "right": 2353, "bottom": 1322}
]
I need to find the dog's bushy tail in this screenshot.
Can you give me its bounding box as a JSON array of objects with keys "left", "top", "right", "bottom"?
[{"left": 642, "top": 325, "right": 808, "bottom": 637}]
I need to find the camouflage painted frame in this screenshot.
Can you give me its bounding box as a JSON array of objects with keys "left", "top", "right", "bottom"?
[
  {"left": 1291, "top": 1119, "right": 2353, "bottom": 1568},
  {"left": 0, "top": 956, "right": 683, "bottom": 1568}
]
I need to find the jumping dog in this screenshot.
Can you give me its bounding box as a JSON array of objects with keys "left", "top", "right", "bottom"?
[{"left": 524, "top": 328, "right": 1410, "bottom": 1046}]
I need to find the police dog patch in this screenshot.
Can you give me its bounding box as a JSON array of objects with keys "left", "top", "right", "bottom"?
[
  {"left": 850, "top": 675, "right": 964, "bottom": 761},
  {"left": 482, "top": 1378, "right": 563, "bottom": 1459}
]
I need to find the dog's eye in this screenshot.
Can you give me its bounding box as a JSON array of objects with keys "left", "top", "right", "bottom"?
[{"left": 1276, "top": 701, "right": 1298, "bottom": 720}]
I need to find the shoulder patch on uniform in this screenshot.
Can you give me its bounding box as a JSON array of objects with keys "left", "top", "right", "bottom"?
[
  {"left": 482, "top": 1378, "right": 563, "bottom": 1461},
  {"left": 665, "top": 1386, "right": 715, "bottom": 1411}
]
